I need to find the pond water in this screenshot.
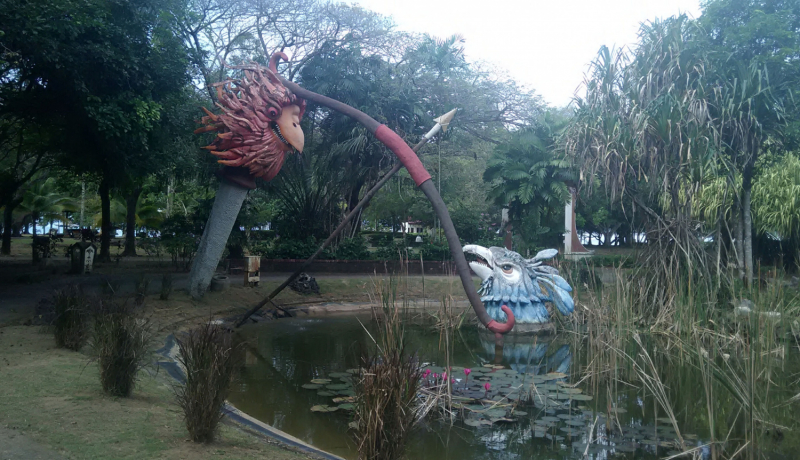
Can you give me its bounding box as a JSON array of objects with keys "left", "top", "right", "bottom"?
[{"left": 228, "top": 315, "right": 800, "bottom": 460}]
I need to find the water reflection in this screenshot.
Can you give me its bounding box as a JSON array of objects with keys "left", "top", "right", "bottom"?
[
  {"left": 227, "top": 315, "right": 797, "bottom": 460},
  {"left": 477, "top": 332, "right": 572, "bottom": 375}
]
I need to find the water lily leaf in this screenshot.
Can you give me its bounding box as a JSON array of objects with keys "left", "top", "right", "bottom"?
[
  {"left": 310, "top": 405, "right": 339, "bottom": 412},
  {"left": 570, "top": 394, "right": 593, "bottom": 401},
  {"left": 310, "top": 379, "right": 331, "bottom": 384},
  {"left": 332, "top": 396, "right": 354, "bottom": 403},
  {"left": 338, "top": 403, "right": 355, "bottom": 411},
  {"left": 317, "top": 391, "right": 335, "bottom": 396},
  {"left": 464, "top": 419, "right": 484, "bottom": 427},
  {"left": 543, "top": 372, "right": 567, "bottom": 380},
  {"left": 326, "top": 384, "right": 350, "bottom": 390},
  {"left": 346, "top": 368, "right": 360, "bottom": 374},
  {"left": 301, "top": 384, "right": 322, "bottom": 390},
  {"left": 490, "top": 417, "right": 516, "bottom": 423},
  {"left": 511, "top": 410, "right": 527, "bottom": 416},
  {"left": 565, "top": 420, "right": 585, "bottom": 426}
]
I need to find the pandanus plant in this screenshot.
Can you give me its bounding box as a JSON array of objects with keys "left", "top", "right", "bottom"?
[{"left": 190, "top": 52, "right": 515, "bottom": 336}]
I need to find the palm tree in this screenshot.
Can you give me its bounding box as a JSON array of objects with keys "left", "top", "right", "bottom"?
[
  {"left": 484, "top": 114, "right": 571, "bottom": 249},
  {"left": 18, "top": 177, "right": 75, "bottom": 236}
]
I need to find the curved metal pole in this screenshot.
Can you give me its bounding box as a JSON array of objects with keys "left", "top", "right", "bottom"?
[{"left": 279, "top": 77, "right": 514, "bottom": 335}]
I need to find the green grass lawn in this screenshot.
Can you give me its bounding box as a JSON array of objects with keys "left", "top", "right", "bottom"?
[{"left": 0, "top": 326, "right": 310, "bottom": 460}]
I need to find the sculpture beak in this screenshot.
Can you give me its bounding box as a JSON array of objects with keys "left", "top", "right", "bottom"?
[
  {"left": 276, "top": 104, "right": 304, "bottom": 153},
  {"left": 463, "top": 244, "right": 494, "bottom": 281}
]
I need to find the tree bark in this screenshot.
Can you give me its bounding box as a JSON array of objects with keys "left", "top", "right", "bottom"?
[
  {"left": 2, "top": 203, "right": 14, "bottom": 255},
  {"left": 743, "top": 188, "right": 753, "bottom": 287},
  {"left": 735, "top": 196, "right": 745, "bottom": 281},
  {"left": 98, "top": 178, "right": 112, "bottom": 262},
  {"left": 122, "top": 187, "right": 142, "bottom": 256}
]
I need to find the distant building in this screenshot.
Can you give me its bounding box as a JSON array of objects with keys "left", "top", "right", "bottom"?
[{"left": 400, "top": 220, "right": 428, "bottom": 234}]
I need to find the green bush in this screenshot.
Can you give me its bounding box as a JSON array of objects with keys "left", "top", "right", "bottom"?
[
  {"left": 419, "top": 241, "right": 451, "bottom": 261},
  {"left": 332, "top": 237, "right": 370, "bottom": 260}
]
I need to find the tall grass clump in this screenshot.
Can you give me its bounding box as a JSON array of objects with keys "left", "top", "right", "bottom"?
[
  {"left": 159, "top": 273, "right": 173, "bottom": 300},
  {"left": 175, "top": 322, "right": 239, "bottom": 443},
  {"left": 354, "top": 277, "right": 421, "bottom": 460},
  {"left": 91, "top": 299, "right": 153, "bottom": 397},
  {"left": 52, "top": 285, "right": 89, "bottom": 350}
]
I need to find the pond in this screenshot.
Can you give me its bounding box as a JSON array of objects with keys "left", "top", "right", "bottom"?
[{"left": 228, "top": 314, "right": 800, "bottom": 459}]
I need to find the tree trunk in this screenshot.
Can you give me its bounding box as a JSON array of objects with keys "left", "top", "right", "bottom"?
[
  {"left": 122, "top": 187, "right": 142, "bottom": 256},
  {"left": 98, "top": 178, "right": 112, "bottom": 262},
  {"left": 2, "top": 204, "right": 13, "bottom": 255},
  {"left": 743, "top": 188, "right": 753, "bottom": 287},
  {"left": 32, "top": 213, "right": 38, "bottom": 237},
  {"left": 735, "top": 197, "right": 744, "bottom": 281},
  {"left": 189, "top": 179, "right": 249, "bottom": 299}
]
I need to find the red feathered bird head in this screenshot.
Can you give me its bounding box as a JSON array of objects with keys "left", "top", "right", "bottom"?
[{"left": 195, "top": 53, "right": 306, "bottom": 181}]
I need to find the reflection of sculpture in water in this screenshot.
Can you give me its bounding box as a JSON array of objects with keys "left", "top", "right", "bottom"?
[
  {"left": 463, "top": 245, "right": 574, "bottom": 331},
  {"left": 478, "top": 334, "right": 572, "bottom": 375}
]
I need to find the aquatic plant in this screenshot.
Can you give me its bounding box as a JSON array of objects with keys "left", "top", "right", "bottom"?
[{"left": 352, "top": 276, "right": 421, "bottom": 460}]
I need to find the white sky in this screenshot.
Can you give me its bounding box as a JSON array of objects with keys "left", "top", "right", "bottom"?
[{"left": 352, "top": 0, "right": 702, "bottom": 107}]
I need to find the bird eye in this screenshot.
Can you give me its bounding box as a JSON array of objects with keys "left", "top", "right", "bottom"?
[
  {"left": 501, "top": 264, "right": 513, "bottom": 274},
  {"left": 266, "top": 106, "right": 281, "bottom": 120}
]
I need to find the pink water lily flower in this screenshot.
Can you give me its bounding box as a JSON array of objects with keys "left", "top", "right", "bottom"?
[
  {"left": 442, "top": 372, "right": 447, "bottom": 381},
  {"left": 464, "top": 368, "right": 471, "bottom": 377},
  {"left": 484, "top": 382, "right": 491, "bottom": 391},
  {"left": 422, "top": 369, "right": 431, "bottom": 378}
]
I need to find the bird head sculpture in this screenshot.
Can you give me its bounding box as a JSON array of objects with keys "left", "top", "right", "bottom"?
[
  {"left": 195, "top": 53, "right": 306, "bottom": 182},
  {"left": 463, "top": 245, "right": 574, "bottom": 324}
]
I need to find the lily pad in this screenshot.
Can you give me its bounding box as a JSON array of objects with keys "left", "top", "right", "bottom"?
[
  {"left": 326, "top": 384, "right": 350, "bottom": 390},
  {"left": 301, "top": 384, "right": 322, "bottom": 390},
  {"left": 310, "top": 405, "right": 339, "bottom": 413},
  {"left": 332, "top": 396, "right": 354, "bottom": 403},
  {"left": 317, "top": 390, "right": 335, "bottom": 396},
  {"left": 338, "top": 403, "right": 355, "bottom": 411},
  {"left": 570, "top": 394, "right": 593, "bottom": 401},
  {"left": 310, "top": 379, "right": 331, "bottom": 384}
]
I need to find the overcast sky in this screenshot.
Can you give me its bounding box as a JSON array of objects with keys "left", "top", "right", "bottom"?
[{"left": 352, "top": 0, "right": 702, "bottom": 107}]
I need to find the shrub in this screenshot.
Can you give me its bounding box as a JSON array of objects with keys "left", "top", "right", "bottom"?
[
  {"left": 175, "top": 322, "right": 239, "bottom": 443},
  {"left": 419, "top": 241, "right": 451, "bottom": 261},
  {"left": 52, "top": 285, "right": 89, "bottom": 351},
  {"left": 160, "top": 273, "right": 173, "bottom": 300},
  {"left": 134, "top": 275, "right": 150, "bottom": 306},
  {"left": 353, "top": 280, "right": 421, "bottom": 460},
  {"left": 91, "top": 299, "right": 153, "bottom": 397},
  {"left": 333, "top": 237, "right": 370, "bottom": 260}
]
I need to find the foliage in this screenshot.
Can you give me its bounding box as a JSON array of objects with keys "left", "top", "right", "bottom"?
[
  {"left": 52, "top": 285, "right": 90, "bottom": 351},
  {"left": 175, "top": 322, "right": 239, "bottom": 443},
  {"left": 160, "top": 215, "right": 201, "bottom": 271},
  {"left": 332, "top": 237, "right": 371, "bottom": 260},
  {"left": 18, "top": 177, "right": 75, "bottom": 236},
  {"left": 353, "top": 279, "right": 421, "bottom": 460},
  {"left": 485, "top": 118, "right": 571, "bottom": 251},
  {"left": 91, "top": 299, "right": 153, "bottom": 397},
  {"left": 753, "top": 153, "right": 800, "bottom": 246}
]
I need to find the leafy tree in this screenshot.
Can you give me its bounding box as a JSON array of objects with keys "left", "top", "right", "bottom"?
[
  {"left": 0, "top": 0, "right": 191, "bottom": 260},
  {"left": 484, "top": 114, "right": 571, "bottom": 251},
  {"left": 17, "top": 177, "right": 75, "bottom": 237}
]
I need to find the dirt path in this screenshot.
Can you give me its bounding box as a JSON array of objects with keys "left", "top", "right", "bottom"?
[{"left": 0, "top": 426, "right": 67, "bottom": 460}]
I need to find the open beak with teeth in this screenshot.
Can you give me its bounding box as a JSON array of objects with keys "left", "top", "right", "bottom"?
[
  {"left": 463, "top": 244, "right": 515, "bottom": 335},
  {"left": 464, "top": 244, "right": 494, "bottom": 281}
]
